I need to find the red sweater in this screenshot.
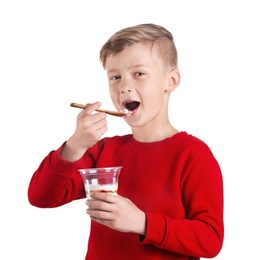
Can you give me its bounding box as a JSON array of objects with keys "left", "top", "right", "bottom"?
[{"left": 28, "top": 132, "right": 224, "bottom": 259}]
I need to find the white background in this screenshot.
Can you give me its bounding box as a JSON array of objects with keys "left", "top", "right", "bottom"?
[{"left": 1, "top": 1, "right": 269, "bottom": 259}]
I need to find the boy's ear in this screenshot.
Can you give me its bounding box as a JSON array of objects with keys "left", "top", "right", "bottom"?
[{"left": 165, "top": 69, "right": 181, "bottom": 92}]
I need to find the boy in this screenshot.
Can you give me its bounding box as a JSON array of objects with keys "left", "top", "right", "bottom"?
[{"left": 28, "top": 23, "right": 224, "bottom": 259}]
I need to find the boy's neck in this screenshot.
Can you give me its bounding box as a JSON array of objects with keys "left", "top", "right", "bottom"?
[{"left": 132, "top": 124, "right": 179, "bottom": 143}]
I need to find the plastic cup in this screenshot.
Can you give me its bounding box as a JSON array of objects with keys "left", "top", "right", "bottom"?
[{"left": 78, "top": 166, "right": 122, "bottom": 199}]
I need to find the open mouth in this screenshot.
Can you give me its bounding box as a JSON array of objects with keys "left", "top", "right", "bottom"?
[{"left": 123, "top": 101, "right": 140, "bottom": 112}]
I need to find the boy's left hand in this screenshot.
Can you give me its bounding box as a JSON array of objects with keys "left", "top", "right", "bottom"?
[{"left": 85, "top": 192, "right": 146, "bottom": 235}]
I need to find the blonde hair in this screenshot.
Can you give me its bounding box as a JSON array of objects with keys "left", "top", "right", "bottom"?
[{"left": 100, "top": 23, "right": 178, "bottom": 69}]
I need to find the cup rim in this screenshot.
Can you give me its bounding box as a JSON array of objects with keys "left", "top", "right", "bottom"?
[{"left": 78, "top": 166, "right": 123, "bottom": 174}]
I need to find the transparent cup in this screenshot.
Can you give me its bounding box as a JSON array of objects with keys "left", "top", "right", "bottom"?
[{"left": 78, "top": 166, "right": 122, "bottom": 199}]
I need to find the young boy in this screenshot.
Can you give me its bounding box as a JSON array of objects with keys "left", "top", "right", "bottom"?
[{"left": 28, "top": 23, "right": 224, "bottom": 259}]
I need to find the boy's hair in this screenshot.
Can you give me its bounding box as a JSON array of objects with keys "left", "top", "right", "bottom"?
[{"left": 100, "top": 23, "right": 178, "bottom": 69}]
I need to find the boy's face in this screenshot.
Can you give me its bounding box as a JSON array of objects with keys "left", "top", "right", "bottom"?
[{"left": 105, "top": 42, "right": 178, "bottom": 128}]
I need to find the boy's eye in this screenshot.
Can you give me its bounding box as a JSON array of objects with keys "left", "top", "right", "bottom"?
[
  {"left": 134, "top": 72, "right": 145, "bottom": 77},
  {"left": 111, "top": 75, "right": 121, "bottom": 80}
]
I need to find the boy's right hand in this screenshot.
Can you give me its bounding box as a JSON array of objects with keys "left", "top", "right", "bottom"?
[{"left": 60, "top": 102, "right": 108, "bottom": 161}]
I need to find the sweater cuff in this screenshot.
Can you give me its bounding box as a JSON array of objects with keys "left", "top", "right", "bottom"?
[
  {"left": 49, "top": 143, "right": 82, "bottom": 176},
  {"left": 140, "top": 212, "right": 167, "bottom": 246}
]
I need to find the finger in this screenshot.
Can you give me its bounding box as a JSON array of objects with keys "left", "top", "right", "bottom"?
[
  {"left": 90, "top": 115, "right": 107, "bottom": 130},
  {"left": 86, "top": 194, "right": 115, "bottom": 210},
  {"left": 87, "top": 199, "right": 115, "bottom": 213},
  {"left": 85, "top": 101, "right": 102, "bottom": 113},
  {"left": 86, "top": 207, "right": 113, "bottom": 221},
  {"left": 77, "top": 102, "right": 103, "bottom": 120},
  {"left": 90, "top": 191, "right": 118, "bottom": 203},
  {"left": 80, "top": 108, "right": 106, "bottom": 122}
]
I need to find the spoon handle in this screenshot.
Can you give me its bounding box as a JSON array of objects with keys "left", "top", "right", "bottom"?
[{"left": 70, "top": 102, "right": 125, "bottom": 117}]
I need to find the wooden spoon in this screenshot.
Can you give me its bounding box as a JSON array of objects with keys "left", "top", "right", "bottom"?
[{"left": 70, "top": 102, "right": 127, "bottom": 117}]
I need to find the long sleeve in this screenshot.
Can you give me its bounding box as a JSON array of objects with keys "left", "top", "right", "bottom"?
[
  {"left": 141, "top": 152, "right": 223, "bottom": 258},
  {"left": 28, "top": 143, "right": 94, "bottom": 207}
]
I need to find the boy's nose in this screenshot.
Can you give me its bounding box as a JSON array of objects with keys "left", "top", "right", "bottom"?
[
  {"left": 120, "top": 88, "right": 132, "bottom": 93},
  {"left": 119, "top": 80, "right": 132, "bottom": 93}
]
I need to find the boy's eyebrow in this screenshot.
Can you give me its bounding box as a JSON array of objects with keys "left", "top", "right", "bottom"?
[{"left": 107, "top": 64, "right": 149, "bottom": 74}]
